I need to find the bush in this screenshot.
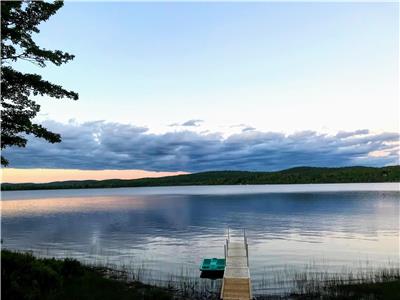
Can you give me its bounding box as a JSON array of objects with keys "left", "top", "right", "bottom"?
[
  {"left": 61, "top": 258, "right": 83, "bottom": 278},
  {"left": 1, "top": 250, "right": 173, "bottom": 300},
  {"left": 1, "top": 251, "right": 61, "bottom": 300}
]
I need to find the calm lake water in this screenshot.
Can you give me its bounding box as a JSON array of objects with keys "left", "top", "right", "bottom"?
[{"left": 2, "top": 183, "right": 399, "bottom": 294}]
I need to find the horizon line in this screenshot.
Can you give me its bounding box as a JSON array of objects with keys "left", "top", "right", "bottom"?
[{"left": 2, "top": 165, "right": 398, "bottom": 185}]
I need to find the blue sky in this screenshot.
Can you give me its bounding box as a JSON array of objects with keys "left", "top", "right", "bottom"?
[{"left": 5, "top": 2, "right": 400, "bottom": 174}]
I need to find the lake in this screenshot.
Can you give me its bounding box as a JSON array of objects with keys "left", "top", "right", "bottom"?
[{"left": 1, "top": 183, "right": 399, "bottom": 294}]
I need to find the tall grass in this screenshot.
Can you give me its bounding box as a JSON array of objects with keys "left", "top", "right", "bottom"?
[
  {"left": 18, "top": 248, "right": 221, "bottom": 299},
  {"left": 6, "top": 247, "right": 399, "bottom": 299},
  {"left": 254, "top": 261, "right": 400, "bottom": 298},
  {"left": 290, "top": 267, "right": 399, "bottom": 295},
  {"left": 85, "top": 261, "right": 222, "bottom": 299}
]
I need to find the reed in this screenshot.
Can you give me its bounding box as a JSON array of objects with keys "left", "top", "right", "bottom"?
[{"left": 6, "top": 248, "right": 399, "bottom": 299}]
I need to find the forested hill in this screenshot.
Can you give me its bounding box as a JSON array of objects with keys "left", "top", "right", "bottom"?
[{"left": 2, "top": 166, "right": 399, "bottom": 191}]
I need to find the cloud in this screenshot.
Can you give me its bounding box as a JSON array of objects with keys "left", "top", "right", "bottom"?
[
  {"left": 230, "top": 123, "right": 257, "bottom": 132},
  {"left": 170, "top": 119, "right": 204, "bottom": 127},
  {"left": 181, "top": 119, "right": 204, "bottom": 127},
  {"left": 336, "top": 129, "right": 370, "bottom": 139},
  {"left": 3, "top": 120, "right": 399, "bottom": 172},
  {"left": 242, "top": 126, "right": 256, "bottom": 132}
]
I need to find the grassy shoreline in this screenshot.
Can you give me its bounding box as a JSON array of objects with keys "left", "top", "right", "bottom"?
[
  {"left": 1, "top": 250, "right": 177, "bottom": 300},
  {"left": 2, "top": 165, "right": 399, "bottom": 191},
  {"left": 2, "top": 250, "right": 399, "bottom": 299}
]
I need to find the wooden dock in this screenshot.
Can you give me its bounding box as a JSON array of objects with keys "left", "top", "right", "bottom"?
[{"left": 221, "top": 229, "right": 252, "bottom": 300}]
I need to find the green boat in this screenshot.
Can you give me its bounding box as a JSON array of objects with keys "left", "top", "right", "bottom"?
[
  {"left": 200, "top": 258, "right": 226, "bottom": 272},
  {"left": 200, "top": 258, "right": 225, "bottom": 279}
]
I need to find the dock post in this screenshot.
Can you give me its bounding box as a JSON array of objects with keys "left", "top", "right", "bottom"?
[
  {"left": 224, "top": 244, "right": 226, "bottom": 259},
  {"left": 246, "top": 243, "right": 249, "bottom": 267}
]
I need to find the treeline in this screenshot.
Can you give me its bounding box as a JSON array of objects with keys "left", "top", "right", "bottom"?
[{"left": 2, "top": 166, "right": 399, "bottom": 191}]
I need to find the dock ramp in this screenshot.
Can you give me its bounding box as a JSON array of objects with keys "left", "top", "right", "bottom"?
[{"left": 221, "top": 229, "right": 252, "bottom": 300}]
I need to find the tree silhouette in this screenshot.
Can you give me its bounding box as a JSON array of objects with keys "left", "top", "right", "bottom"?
[{"left": 1, "top": 1, "right": 78, "bottom": 166}]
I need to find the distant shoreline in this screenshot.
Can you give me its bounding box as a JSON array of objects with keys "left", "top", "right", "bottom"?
[{"left": 2, "top": 165, "right": 399, "bottom": 191}]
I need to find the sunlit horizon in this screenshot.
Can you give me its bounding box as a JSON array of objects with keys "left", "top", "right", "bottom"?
[{"left": 1, "top": 168, "right": 187, "bottom": 184}]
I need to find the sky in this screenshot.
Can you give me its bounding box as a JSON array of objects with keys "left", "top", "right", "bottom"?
[{"left": 2, "top": 2, "right": 399, "bottom": 183}]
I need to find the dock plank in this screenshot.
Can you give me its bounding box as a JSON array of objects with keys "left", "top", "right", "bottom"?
[{"left": 227, "top": 247, "right": 247, "bottom": 257}]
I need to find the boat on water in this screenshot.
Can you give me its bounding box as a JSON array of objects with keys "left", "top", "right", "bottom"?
[{"left": 200, "top": 257, "right": 226, "bottom": 278}]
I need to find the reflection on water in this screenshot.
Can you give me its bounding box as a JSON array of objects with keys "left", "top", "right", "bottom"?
[{"left": 1, "top": 184, "right": 399, "bottom": 294}]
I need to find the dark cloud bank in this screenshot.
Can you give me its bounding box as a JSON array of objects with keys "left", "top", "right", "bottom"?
[{"left": 4, "top": 120, "right": 399, "bottom": 172}]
